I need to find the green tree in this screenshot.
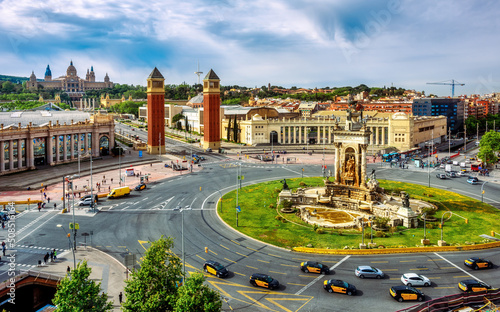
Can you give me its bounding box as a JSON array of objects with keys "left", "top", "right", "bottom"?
[
  {"left": 52, "top": 260, "right": 113, "bottom": 312},
  {"left": 226, "top": 116, "right": 232, "bottom": 141},
  {"left": 1, "top": 81, "right": 15, "bottom": 93},
  {"left": 185, "top": 116, "right": 189, "bottom": 132},
  {"left": 123, "top": 236, "right": 183, "bottom": 312},
  {"left": 479, "top": 130, "right": 500, "bottom": 152},
  {"left": 174, "top": 272, "right": 222, "bottom": 312},
  {"left": 233, "top": 118, "right": 238, "bottom": 143},
  {"left": 477, "top": 145, "right": 498, "bottom": 165},
  {"left": 172, "top": 113, "right": 184, "bottom": 123}
]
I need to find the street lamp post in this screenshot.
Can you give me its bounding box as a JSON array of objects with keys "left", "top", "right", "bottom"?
[
  {"left": 361, "top": 220, "right": 365, "bottom": 246},
  {"left": 369, "top": 216, "right": 375, "bottom": 244},
  {"left": 57, "top": 224, "right": 76, "bottom": 269}
]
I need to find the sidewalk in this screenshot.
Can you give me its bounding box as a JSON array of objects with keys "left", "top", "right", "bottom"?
[{"left": 28, "top": 246, "right": 127, "bottom": 311}]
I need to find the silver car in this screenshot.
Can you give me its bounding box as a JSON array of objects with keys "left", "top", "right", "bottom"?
[
  {"left": 355, "top": 266, "right": 384, "bottom": 279},
  {"left": 401, "top": 273, "right": 431, "bottom": 287}
]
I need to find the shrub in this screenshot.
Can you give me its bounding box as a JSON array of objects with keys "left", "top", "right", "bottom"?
[
  {"left": 313, "top": 224, "right": 318, "bottom": 232},
  {"left": 299, "top": 181, "right": 306, "bottom": 186},
  {"left": 268, "top": 203, "right": 275, "bottom": 209},
  {"left": 337, "top": 230, "right": 343, "bottom": 236},
  {"left": 375, "top": 231, "right": 387, "bottom": 238},
  {"left": 316, "top": 228, "right": 324, "bottom": 234},
  {"left": 282, "top": 200, "right": 293, "bottom": 209}
]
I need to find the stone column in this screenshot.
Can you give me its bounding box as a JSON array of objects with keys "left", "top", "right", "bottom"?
[
  {"left": 109, "top": 130, "right": 115, "bottom": 149},
  {"left": 375, "top": 127, "right": 379, "bottom": 146},
  {"left": 27, "top": 136, "right": 34, "bottom": 169},
  {"left": 334, "top": 143, "right": 341, "bottom": 183},
  {"left": 9, "top": 140, "right": 14, "bottom": 170},
  {"left": 0, "top": 141, "right": 4, "bottom": 172},
  {"left": 70, "top": 134, "right": 75, "bottom": 160},
  {"left": 17, "top": 139, "right": 23, "bottom": 169},
  {"left": 360, "top": 144, "right": 367, "bottom": 188},
  {"left": 83, "top": 133, "right": 88, "bottom": 153},
  {"left": 47, "top": 135, "right": 53, "bottom": 165},
  {"left": 55, "top": 135, "right": 60, "bottom": 163},
  {"left": 63, "top": 135, "right": 68, "bottom": 161},
  {"left": 92, "top": 131, "right": 99, "bottom": 157}
]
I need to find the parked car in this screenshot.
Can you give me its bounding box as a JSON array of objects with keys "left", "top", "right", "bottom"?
[
  {"left": 300, "top": 261, "right": 330, "bottom": 274},
  {"left": 401, "top": 273, "right": 431, "bottom": 287},
  {"left": 249, "top": 273, "right": 279, "bottom": 290},
  {"left": 467, "top": 176, "right": 479, "bottom": 185},
  {"left": 323, "top": 279, "right": 356, "bottom": 295},
  {"left": 205, "top": 148, "right": 212, "bottom": 152},
  {"left": 355, "top": 266, "right": 384, "bottom": 279},
  {"left": 436, "top": 173, "right": 447, "bottom": 179}
]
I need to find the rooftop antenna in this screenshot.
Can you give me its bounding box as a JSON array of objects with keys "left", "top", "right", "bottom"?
[{"left": 194, "top": 60, "right": 203, "bottom": 85}]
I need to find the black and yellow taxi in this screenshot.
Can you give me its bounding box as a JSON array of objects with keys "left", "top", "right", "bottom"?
[
  {"left": 134, "top": 183, "right": 147, "bottom": 191},
  {"left": 249, "top": 273, "right": 280, "bottom": 290},
  {"left": 203, "top": 260, "right": 229, "bottom": 278},
  {"left": 390, "top": 285, "right": 425, "bottom": 302},
  {"left": 300, "top": 261, "right": 330, "bottom": 274},
  {"left": 323, "top": 279, "right": 356, "bottom": 296},
  {"left": 464, "top": 257, "right": 493, "bottom": 270},
  {"left": 458, "top": 279, "right": 491, "bottom": 292}
]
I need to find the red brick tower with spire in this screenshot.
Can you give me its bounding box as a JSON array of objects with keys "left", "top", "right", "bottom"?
[
  {"left": 203, "top": 69, "right": 221, "bottom": 150},
  {"left": 147, "top": 67, "right": 165, "bottom": 154}
]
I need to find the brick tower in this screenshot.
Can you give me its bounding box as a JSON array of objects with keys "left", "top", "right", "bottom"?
[
  {"left": 147, "top": 67, "right": 165, "bottom": 154},
  {"left": 203, "top": 69, "right": 221, "bottom": 150}
]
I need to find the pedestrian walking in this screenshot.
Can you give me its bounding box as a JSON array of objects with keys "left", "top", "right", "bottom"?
[
  {"left": 54, "top": 203, "right": 57, "bottom": 210},
  {"left": 111, "top": 178, "right": 113, "bottom": 183},
  {"left": 67, "top": 266, "right": 71, "bottom": 274},
  {"left": 44, "top": 192, "right": 47, "bottom": 199},
  {"left": 2, "top": 241, "right": 6, "bottom": 256},
  {"left": 53, "top": 249, "right": 57, "bottom": 260},
  {"left": 2, "top": 222, "right": 4, "bottom": 229},
  {"left": 38, "top": 203, "right": 41, "bottom": 212},
  {"left": 108, "top": 186, "right": 111, "bottom": 192},
  {"left": 44, "top": 252, "right": 49, "bottom": 264},
  {"left": 119, "top": 292, "right": 123, "bottom": 304},
  {"left": 47, "top": 197, "right": 50, "bottom": 203}
]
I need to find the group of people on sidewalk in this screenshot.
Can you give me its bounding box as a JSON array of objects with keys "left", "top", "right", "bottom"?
[{"left": 42, "top": 249, "right": 57, "bottom": 265}]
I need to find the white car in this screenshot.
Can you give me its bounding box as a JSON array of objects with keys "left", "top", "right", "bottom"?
[
  {"left": 401, "top": 273, "right": 431, "bottom": 287},
  {"left": 77, "top": 197, "right": 92, "bottom": 206}
]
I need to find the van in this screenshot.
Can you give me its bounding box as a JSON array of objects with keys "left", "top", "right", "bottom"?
[
  {"left": 107, "top": 186, "right": 131, "bottom": 199},
  {"left": 453, "top": 161, "right": 459, "bottom": 166}
]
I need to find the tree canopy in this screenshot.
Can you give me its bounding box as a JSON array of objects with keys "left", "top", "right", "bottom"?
[
  {"left": 477, "top": 130, "right": 500, "bottom": 165},
  {"left": 174, "top": 272, "right": 222, "bottom": 312},
  {"left": 52, "top": 260, "right": 113, "bottom": 312}
]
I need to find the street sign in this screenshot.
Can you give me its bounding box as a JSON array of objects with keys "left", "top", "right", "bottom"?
[
  {"left": 139, "top": 151, "right": 143, "bottom": 157},
  {"left": 69, "top": 223, "right": 80, "bottom": 230},
  {"left": 236, "top": 206, "right": 241, "bottom": 212}
]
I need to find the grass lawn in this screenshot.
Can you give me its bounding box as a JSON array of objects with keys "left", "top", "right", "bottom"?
[{"left": 218, "top": 178, "right": 500, "bottom": 250}]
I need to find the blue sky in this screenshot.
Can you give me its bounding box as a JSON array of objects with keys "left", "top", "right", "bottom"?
[{"left": 0, "top": 0, "right": 499, "bottom": 96}]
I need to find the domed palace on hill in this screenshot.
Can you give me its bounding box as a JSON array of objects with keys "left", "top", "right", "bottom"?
[{"left": 28, "top": 61, "right": 113, "bottom": 100}]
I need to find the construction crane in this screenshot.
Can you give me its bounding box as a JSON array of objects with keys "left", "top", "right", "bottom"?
[{"left": 426, "top": 79, "right": 465, "bottom": 98}]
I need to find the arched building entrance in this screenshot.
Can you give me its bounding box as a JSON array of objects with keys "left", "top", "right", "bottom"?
[
  {"left": 270, "top": 131, "right": 278, "bottom": 145},
  {"left": 99, "top": 136, "right": 110, "bottom": 156}
]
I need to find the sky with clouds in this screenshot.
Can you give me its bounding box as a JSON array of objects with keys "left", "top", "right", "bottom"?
[{"left": 0, "top": 0, "right": 498, "bottom": 96}]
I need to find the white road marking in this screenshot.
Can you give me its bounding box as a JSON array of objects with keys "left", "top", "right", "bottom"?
[
  {"left": 433, "top": 252, "right": 486, "bottom": 283},
  {"left": 17, "top": 213, "right": 60, "bottom": 242},
  {"left": 295, "top": 255, "right": 351, "bottom": 295}
]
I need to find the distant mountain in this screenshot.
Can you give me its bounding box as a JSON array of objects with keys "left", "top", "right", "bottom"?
[{"left": 0, "top": 74, "right": 31, "bottom": 84}]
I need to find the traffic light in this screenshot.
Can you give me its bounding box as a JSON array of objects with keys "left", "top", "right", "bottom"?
[
  {"left": 67, "top": 233, "right": 70, "bottom": 238},
  {"left": 205, "top": 247, "right": 208, "bottom": 253}
]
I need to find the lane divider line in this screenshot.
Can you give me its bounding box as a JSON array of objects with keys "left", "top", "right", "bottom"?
[
  {"left": 433, "top": 252, "right": 486, "bottom": 283},
  {"left": 295, "top": 255, "right": 351, "bottom": 295}
]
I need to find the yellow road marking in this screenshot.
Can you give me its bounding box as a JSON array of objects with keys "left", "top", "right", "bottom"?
[
  {"left": 117, "top": 246, "right": 127, "bottom": 248},
  {"left": 268, "top": 254, "right": 281, "bottom": 258},
  {"left": 371, "top": 261, "right": 388, "bottom": 263},
  {"left": 453, "top": 275, "right": 469, "bottom": 278},
  {"left": 410, "top": 268, "right": 429, "bottom": 270},
  {"left": 246, "top": 265, "right": 258, "bottom": 270},
  {"left": 288, "top": 283, "right": 307, "bottom": 286},
  {"left": 390, "top": 278, "right": 400, "bottom": 280},
  {"left": 435, "top": 286, "right": 455, "bottom": 289},
  {"left": 220, "top": 244, "right": 229, "bottom": 250},
  {"left": 196, "top": 255, "right": 206, "bottom": 261},
  {"left": 231, "top": 240, "right": 240, "bottom": 245},
  {"left": 106, "top": 246, "right": 111, "bottom": 248},
  {"left": 427, "top": 276, "right": 441, "bottom": 279},
  {"left": 209, "top": 250, "right": 218, "bottom": 256},
  {"left": 299, "top": 275, "right": 317, "bottom": 278},
  {"left": 236, "top": 252, "right": 248, "bottom": 257},
  {"left": 293, "top": 258, "right": 309, "bottom": 261},
  {"left": 233, "top": 272, "right": 246, "bottom": 277},
  {"left": 258, "top": 259, "right": 270, "bottom": 264},
  {"left": 246, "top": 247, "right": 259, "bottom": 252},
  {"left": 224, "top": 258, "right": 237, "bottom": 264},
  {"left": 400, "top": 260, "right": 416, "bottom": 262},
  {"left": 269, "top": 271, "right": 286, "bottom": 275},
  {"left": 323, "top": 261, "right": 338, "bottom": 264},
  {"left": 440, "top": 267, "right": 455, "bottom": 269},
  {"left": 280, "top": 264, "right": 296, "bottom": 267}
]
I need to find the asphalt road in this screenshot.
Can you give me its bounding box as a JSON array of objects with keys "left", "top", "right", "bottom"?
[{"left": 3, "top": 156, "right": 499, "bottom": 311}]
